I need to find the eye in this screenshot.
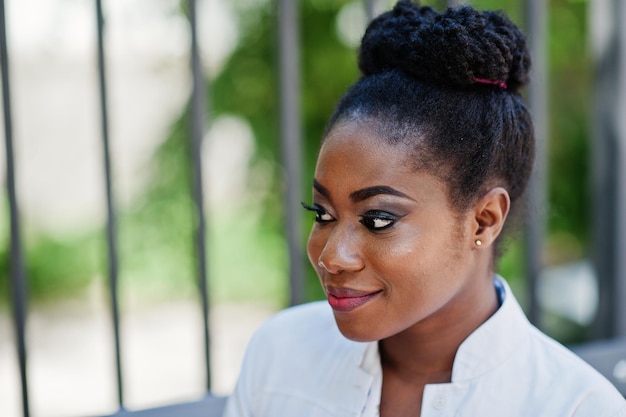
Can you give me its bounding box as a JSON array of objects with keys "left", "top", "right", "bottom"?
[
  {"left": 301, "top": 202, "right": 335, "bottom": 224},
  {"left": 359, "top": 211, "right": 398, "bottom": 231}
]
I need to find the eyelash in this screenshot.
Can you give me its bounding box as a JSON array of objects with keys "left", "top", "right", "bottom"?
[
  {"left": 301, "top": 203, "right": 399, "bottom": 232},
  {"left": 301, "top": 203, "right": 335, "bottom": 224},
  {"left": 359, "top": 210, "right": 398, "bottom": 231}
]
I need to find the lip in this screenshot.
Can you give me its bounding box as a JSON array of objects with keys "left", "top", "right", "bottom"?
[{"left": 325, "top": 287, "right": 382, "bottom": 312}]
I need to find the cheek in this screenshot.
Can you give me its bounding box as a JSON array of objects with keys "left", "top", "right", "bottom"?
[
  {"left": 365, "top": 237, "right": 421, "bottom": 286},
  {"left": 368, "top": 233, "right": 421, "bottom": 269},
  {"left": 370, "top": 233, "right": 444, "bottom": 292}
]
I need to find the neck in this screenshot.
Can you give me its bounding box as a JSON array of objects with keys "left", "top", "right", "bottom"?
[{"left": 378, "top": 274, "right": 499, "bottom": 383}]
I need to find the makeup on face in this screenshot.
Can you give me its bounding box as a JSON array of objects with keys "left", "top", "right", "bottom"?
[{"left": 304, "top": 120, "right": 483, "bottom": 343}]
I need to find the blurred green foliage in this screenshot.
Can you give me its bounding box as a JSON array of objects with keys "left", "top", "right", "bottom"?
[
  {"left": 1, "top": 0, "right": 593, "bottom": 323},
  {"left": 211, "top": 0, "right": 593, "bottom": 298}
]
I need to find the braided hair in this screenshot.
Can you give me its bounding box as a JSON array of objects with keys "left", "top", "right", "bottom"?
[{"left": 325, "top": 0, "right": 534, "bottom": 213}]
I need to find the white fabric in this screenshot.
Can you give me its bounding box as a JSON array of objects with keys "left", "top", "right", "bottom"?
[{"left": 224, "top": 277, "right": 626, "bottom": 417}]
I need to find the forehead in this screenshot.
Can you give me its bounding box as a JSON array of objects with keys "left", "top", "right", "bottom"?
[
  {"left": 315, "top": 121, "right": 444, "bottom": 201},
  {"left": 319, "top": 121, "right": 410, "bottom": 174}
]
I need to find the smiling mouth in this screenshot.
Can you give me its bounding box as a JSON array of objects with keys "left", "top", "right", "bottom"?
[{"left": 325, "top": 287, "right": 382, "bottom": 312}]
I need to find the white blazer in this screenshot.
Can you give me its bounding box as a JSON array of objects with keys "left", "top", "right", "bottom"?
[{"left": 224, "top": 277, "right": 626, "bottom": 417}]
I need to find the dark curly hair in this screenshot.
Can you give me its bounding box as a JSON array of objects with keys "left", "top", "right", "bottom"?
[{"left": 325, "top": 0, "right": 534, "bottom": 214}]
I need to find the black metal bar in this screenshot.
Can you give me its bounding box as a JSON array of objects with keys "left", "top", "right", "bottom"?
[
  {"left": 523, "top": 0, "right": 548, "bottom": 327},
  {"left": 188, "top": 0, "right": 212, "bottom": 390},
  {"left": 617, "top": 0, "right": 626, "bottom": 339},
  {"left": 590, "top": 0, "right": 626, "bottom": 338},
  {"left": 278, "top": 0, "right": 305, "bottom": 306},
  {"left": 95, "top": 0, "right": 124, "bottom": 408},
  {"left": 589, "top": 0, "right": 614, "bottom": 339},
  {"left": 1, "top": 2, "right": 30, "bottom": 416},
  {"left": 365, "top": 0, "right": 376, "bottom": 21},
  {"left": 446, "top": 0, "right": 463, "bottom": 7}
]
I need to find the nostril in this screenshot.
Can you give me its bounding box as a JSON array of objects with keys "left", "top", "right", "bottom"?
[
  {"left": 316, "top": 227, "right": 364, "bottom": 273},
  {"left": 318, "top": 259, "right": 340, "bottom": 274},
  {"left": 317, "top": 254, "right": 343, "bottom": 274}
]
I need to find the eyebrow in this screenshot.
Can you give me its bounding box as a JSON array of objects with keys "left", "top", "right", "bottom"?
[
  {"left": 313, "top": 179, "right": 330, "bottom": 198},
  {"left": 313, "top": 179, "right": 415, "bottom": 203},
  {"left": 350, "top": 185, "right": 415, "bottom": 203}
]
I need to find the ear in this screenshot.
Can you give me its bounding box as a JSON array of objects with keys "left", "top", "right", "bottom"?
[{"left": 472, "top": 187, "right": 510, "bottom": 248}]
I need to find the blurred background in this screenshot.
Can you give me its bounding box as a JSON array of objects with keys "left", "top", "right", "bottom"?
[{"left": 1, "top": 0, "right": 624, "bottom": 416}]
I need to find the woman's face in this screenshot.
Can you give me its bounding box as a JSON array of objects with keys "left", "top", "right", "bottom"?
[{"left": 306, "top": 120, "right": 484, "bottom": 342}]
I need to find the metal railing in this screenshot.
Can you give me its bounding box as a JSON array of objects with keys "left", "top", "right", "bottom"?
[
  {"left": 95, "top": 0, "right": 124, "bottom": 407},
  {"left": 1, "top": 0, "right": 29, "bottom": 415},
  {"left": 2, "top": 1, "right": 625, "bottom": 416},
  {"left": 2, "top": 0, "right": 216, "bottom": 415}
]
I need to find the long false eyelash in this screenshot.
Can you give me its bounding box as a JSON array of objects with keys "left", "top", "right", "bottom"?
[
  {"left": 359, "top": 211, "right": 398, "bottom": 231},
  {"left": 301, "top": 202, "right": 320, "bottom": 212},
  {"left": 301, "top": 202, "right": 334, "bottom": 223}
]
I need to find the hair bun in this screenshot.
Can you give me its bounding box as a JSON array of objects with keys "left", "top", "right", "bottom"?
[{"left": 358, "top": 0, "right": 531, "bottom": 92}]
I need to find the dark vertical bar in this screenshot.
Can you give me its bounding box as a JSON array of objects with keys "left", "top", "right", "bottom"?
[
  {"left": 365, "top": 0, "right": 376, "bottom": 21},
  {"left": 95, "top": 0, "right": 124, "bottom": 408},
  {"left": 591, "top": 0, "right": 626, "bottom": 338},
  {"left": 616, "top": 0, "right": 626, "bottom": 339},
  {"left": 447, "top": 0, "right": 464, "bottom": 7},
  {"left": 278, "top": 0, "right": 305, "bottom": 305},
  {"left": 1, "top": 2, "right": 30, "bottom": 416},
  {"left": 523, "top": 0, "right": 548, "bottom": 326},
  {"left": 188, "top": 0, "right": 211, "bottom": 390}
]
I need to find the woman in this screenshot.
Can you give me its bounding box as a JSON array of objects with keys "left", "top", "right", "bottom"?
[{"left": 224, "top": 1, "right": 626, "bottom": 416}]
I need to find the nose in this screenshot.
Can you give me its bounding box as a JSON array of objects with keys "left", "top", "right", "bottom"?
[{"left": 316, "top": 225, "right": 364, "bottom": 274}]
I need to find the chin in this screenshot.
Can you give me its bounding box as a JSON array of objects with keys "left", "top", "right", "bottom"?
[{"left": 333, "top": 317, "right": 383, "bottom": 343}]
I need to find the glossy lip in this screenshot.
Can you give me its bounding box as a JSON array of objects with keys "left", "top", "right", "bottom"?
[{"left": 325, "top": 286, "right": 382, "bottom": 312}]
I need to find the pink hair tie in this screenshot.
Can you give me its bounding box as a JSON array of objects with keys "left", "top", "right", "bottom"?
[{"left": 474, "top": 77, "right": 507, "bottom": 89}]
